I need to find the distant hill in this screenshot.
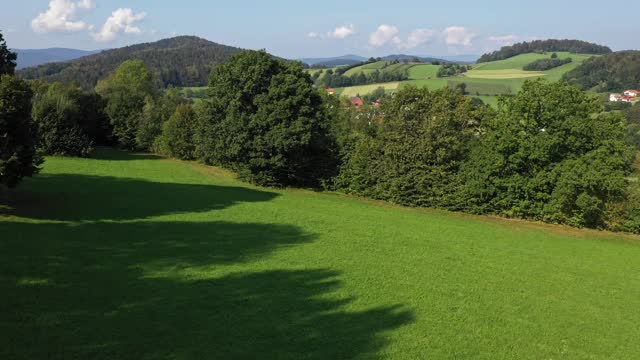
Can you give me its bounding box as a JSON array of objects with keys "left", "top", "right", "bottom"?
[
  {"left": 562, "top": 50, "right": 640, "bottom": 92},
  {"left": 299, "top": 55, "right": 367, "bottom": 66},
  {"left": 478, "top": 39, "right": 612, "bottom": 63},
  {"left": 17, "top": 36, "right": 244, "bottom": 89},
  {"left": 13, "top": 48, "right": 101, "bottom": 69},
  {"left": 380, "top": 54, "right": 458, "bottom": 64}
]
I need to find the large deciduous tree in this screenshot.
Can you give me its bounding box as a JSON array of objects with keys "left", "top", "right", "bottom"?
[
  {"left": 0, "top": 31, "right": 17, "bottom": 75},
  {"left": 0, "top": 75, "right": 40, "bottom": 188},
  {"left": 195, "top": 50, "right": 337, "bottom": 187},
  {"left": 96, "top": 60, "right": 156, "bottom": 149},
  {"left": 31, "top": 82, "right": 94, "bottom": 156},
  {"left": 155, "top": 104, "right": 197, "bottom": 160}
]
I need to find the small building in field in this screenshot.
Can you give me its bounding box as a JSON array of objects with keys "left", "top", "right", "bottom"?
[
  {"left": 350, "top": 97, "right": 364, "bottom": 107},
  {"left": 621, "top": 95, "right": 634, "bottom": 103},
  {"left": 326, "top": 88, "right": 335, "bottom": 95},
  {"left": 624, "top": 90, "right": 640, "bottom": 97},
  {"left": 610, "top": 93, "right": 623, "bottom": 102}
]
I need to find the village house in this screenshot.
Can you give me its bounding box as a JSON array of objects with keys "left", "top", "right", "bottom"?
[
  {"left": 610, "top": 90, "right": 640, "bottom": 102},
  {"left": 326, "top": 88, "right": 335, "bottom": 95},
  {"left": 350, "top": 97, "right": 364, "bottom": 107},
  {"left": 610, "top": 93, "right": 623, "bottom": 102}
]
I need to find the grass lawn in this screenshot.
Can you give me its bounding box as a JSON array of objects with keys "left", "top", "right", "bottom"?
[
  {"left": 2, "top": 148, "right": 640, "bottom": 359},
  {"left": 408, "top": 64, "right": 441, "bottom": 80}
]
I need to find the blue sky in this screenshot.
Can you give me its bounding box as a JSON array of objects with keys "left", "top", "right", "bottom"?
[{"left": 2, "top": 0, "right": 638, "bottom": 58}]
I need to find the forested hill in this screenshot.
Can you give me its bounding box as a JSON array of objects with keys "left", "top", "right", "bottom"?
[
  {"left": 477, "top": 39, "right": 612, "bottom": 63},
  {"left": 17, "top": 36, "right": 243, "bottom": 89},
  {"left": 562, "top": 51, "right": 640, "bottom": 92}
]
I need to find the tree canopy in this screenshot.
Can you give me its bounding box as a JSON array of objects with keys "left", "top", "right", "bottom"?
[
  {"left": 195, "top": 50, "right": 337, "bottom": 187},
  {"left": 0, "top": 31, "right": 17, "bottom": 75},
  {"left": 96, "top": 60, "right": 156, "bottom": 149},
  {"left": 0, "top": 75, "right": 40, "bottom": 187},
  {"left": 460, "top": 79, "right": 634, "bottom": 227}
]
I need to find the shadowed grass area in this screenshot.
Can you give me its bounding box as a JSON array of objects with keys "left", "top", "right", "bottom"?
[{"left": 2, "top": 148, "right": 640, "bottom": 359}]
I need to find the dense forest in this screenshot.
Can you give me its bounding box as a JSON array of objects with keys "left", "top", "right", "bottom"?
[
  {"left": 17, "top": 36, "right": 243, "bottom": 89},
  {"left": 562, "top": 51, "right": 640, "bottom": 92},
  {"left": 478, "top": 39, "right": 611, "bottom": 63}
]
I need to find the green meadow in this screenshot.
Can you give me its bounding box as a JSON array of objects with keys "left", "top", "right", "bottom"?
[
  {"left": 333, "top": 52, "right": 597, "bottom": 106},
  {"left": 2, "top": 148, "right": 640, "bottom": 359}
]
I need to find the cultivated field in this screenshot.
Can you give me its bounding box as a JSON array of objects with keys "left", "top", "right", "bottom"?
[
  {"left": 334, "top": 52, "right": 596, "bottom": 106},
  {"left": 339, "top": 82, "right": 401, "bottom": 97},
  {"left": 2, "top": 148, "right": 640, "bottom": 359}
]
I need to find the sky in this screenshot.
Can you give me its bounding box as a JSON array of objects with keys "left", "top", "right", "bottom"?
[{"left": 2, "top": 0, "right": 639, "bottom": 58}]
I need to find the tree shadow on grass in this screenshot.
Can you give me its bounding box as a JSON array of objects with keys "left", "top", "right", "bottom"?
[
  {"left": 1, "top": 173, "right": 278, "bottom": 221},
  {"left": 89, "top": 147, "right": 162, "bottom": 161},
  {"left": 1, "top": 220, "right": 414, "bottom": 360}
]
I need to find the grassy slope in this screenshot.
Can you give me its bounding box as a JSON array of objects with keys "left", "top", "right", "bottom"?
[
  {"left": 2, "top": 148, "right": 640, "bottom": 359},
  {"left": 339, "top": 53, "right": 594, "bottom": 102}
]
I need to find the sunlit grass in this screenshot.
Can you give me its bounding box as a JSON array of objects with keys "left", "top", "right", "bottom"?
[{"left": 2, "top": 148, "right": 639, "bottom": 359}]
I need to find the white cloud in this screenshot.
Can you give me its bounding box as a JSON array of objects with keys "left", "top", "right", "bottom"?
[
  {"left": 91, "top": 8, "right": 147, "bottom": 42},
  {"left": 488, "top": 34, "right": 519, "bottom": 46},
  {"left": 369, "top": 24, "right": 400, "bottom": 48},
  {"left": 443, "top": 26, "right": 476, "bottom": 47},
  {"left": 398, "top": 28, "right": 436, "bottom": 50},
  {"left": 307, "top": 32, "right": 320, "bottom": 39},
  {"left": 327, "top": 24, "right": 356, "bottom": 39},
  {"left": 31, "top": 0, "right": 96, "bottom": 33}
]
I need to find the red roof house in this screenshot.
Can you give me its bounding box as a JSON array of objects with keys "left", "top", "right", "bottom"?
[
  {"left": 350, "top": 97, "right": 364, "bottom": 107},
  {"left": 624, "top": 90, "right": 640, "bottom": 97}
]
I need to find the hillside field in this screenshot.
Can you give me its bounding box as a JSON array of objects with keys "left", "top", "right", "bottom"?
[
  {"left": 2, "top": 148, "right": 640, "bottom": 359},
  {"left": 334, "top": 52, "right": 596, "bottom": 105}
]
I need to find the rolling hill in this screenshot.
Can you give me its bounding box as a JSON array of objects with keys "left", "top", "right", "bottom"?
[
  {"left": 13, "top": 48, "right": 101, "bottom": 69},
  {"left": 562, "top": 50, "right": 640, "bottom": 92},
  {"left": 332, "top": 52, "right": 596, "bottom": 106},
  {"left": 17, "top": 36, "right": 244, "bottom": 89}
]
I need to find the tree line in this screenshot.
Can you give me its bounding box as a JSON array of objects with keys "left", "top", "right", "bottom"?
[
  {"left": 2, "top": 32, "right": 639, "bottom": 233},
  {"left": 436, "top": 64, "right": 470, "bottom": 77},
  {"left": 523, "top": 56, "right": 572, "bottom": 71},
  {"left": 478, "top": 39, "right": 612, "bottom": 63},
  {"left": 313, "top": 60, "right": 409, "bottom": 88}
]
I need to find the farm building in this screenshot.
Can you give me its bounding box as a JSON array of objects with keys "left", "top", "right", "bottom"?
[
  {"left": 610, "top": 93, "right": 623, "bottom": 102},
  {"left": 624, "top": 90, "right": 640, "bottom": 97},
  {"left": 326, "top": 88, "right": 335, "bottom": 95}
]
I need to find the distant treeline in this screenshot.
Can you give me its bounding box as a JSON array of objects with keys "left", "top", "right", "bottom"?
[
  {"left": 562, "top": 51, "right": 640, "bottom": 92},
  {"left": 313, "top": 60, "right": 409, "bottom": 88},
  {"left": 437, "top": 64, "right": 470, "bottom": 77},
  {"left": 17, "top": 36, "right": 242, "bottom": 89},
  {"left": 478, "top": 39, "right": 612, "bottom": 63},
  {"left": 523, "top": 56, "right": 572, "bottom": 71}
]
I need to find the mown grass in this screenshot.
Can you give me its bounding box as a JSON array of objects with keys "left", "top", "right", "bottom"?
[
  {"left": 408, "top": 64, "right": 441, "bottom": 80},
  {"left": 2, "top": 148, "right": 640, "bottom": 359}
]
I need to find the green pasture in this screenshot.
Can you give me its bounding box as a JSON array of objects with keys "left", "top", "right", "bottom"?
[{"left": 1, "top": 148, "right": 640, "bottom": 359}]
